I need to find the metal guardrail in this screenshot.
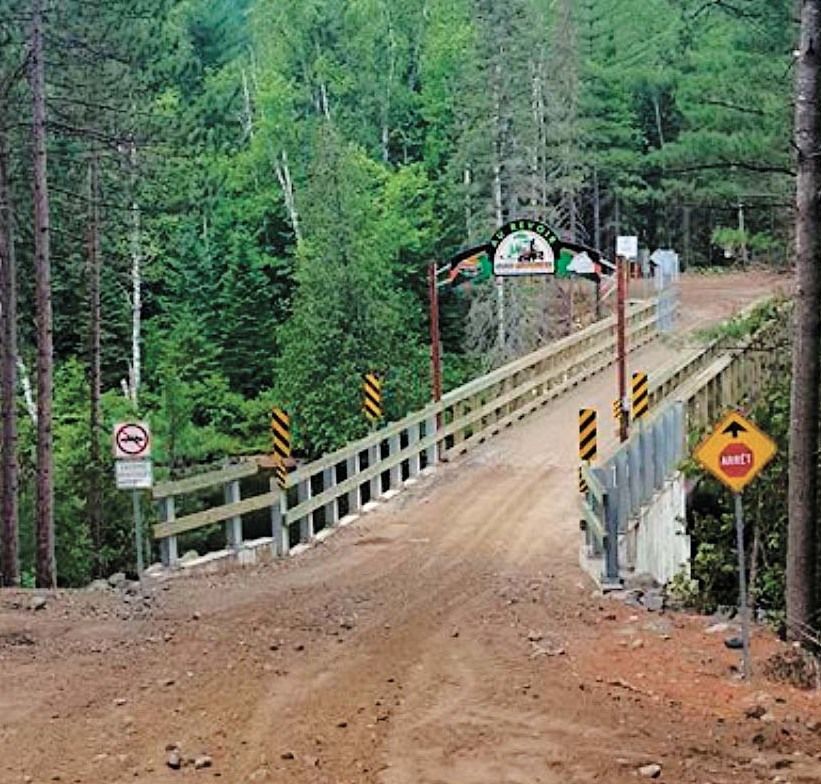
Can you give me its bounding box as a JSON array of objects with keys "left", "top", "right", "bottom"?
[
  {"left": 152, "top": 300, "right": 662, "bottom": 567},
  {"left": 581, "top": 405, "right": 685, "bottom": 586},
  {"left": 581, "top": 306, "right": 786, "bottom": 586}
]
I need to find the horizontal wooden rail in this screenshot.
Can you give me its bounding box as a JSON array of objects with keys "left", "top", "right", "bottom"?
[
  {"left": 153, "top": 461, "right": 258, "bottom": 500},
  {"left": 154, "top": 491, "right": 277, "bottom": 539},
  {"left": 153, "top": 298, "right": 666, "bottom": 567}
]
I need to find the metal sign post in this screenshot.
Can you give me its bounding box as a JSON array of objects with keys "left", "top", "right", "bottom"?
[
  {"left": 428, "top": 262, "right": 443, "bottom": 405},
  {"left": 616, "top": 255, "right": 629, "bottom": 443},
  {"left": 694, "top": 410, "right": 778, "bottom": 679},
  {"left": 133, "top": 490, "right": 144, "bottom": 576},
  {"left": 734, "top": 492, "right": 751, "bottom": 678},
  {"left": 113, "top": 421, "right": 153, "bottom": 579}
]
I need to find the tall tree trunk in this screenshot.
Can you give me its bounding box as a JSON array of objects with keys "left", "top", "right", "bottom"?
[
  {"left": 30, "top": 0, "right": 55, "bottom": 588},
  {"left": 17, "top": 355, "right": 36, "bottom": 426},
  {"left": 274, "top": 150, "right": 302, "bottom": 246},
  {"left": 787, "top": 0, "right": 821, "bottom": 642},
  {"left": 463, "top": 164, "right": 473, "bottom": 241},
  {"left": 0, "top": 107, "right": 19, "bottom": 586},
  {"left": 492, "top": 56, "right": 505, "bottom": 352},
  {"left": 130, "top": 140, "right": 141, "bottom": 408},
  {"left": 87, "top": 150, "right": 102, "bottom": 570},
  {"left": 593, "top": 167, "right": 601, "bottom": 251}
]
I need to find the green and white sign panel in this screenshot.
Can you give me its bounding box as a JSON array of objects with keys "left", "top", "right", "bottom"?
[{"left": 490, "top": 221, "right": 559, "bottom": 277}]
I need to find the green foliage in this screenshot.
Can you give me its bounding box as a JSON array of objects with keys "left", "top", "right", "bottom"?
[
  {"left": 685, "top": 360, "right": 791, "bottom": 618},
  {"left": 696, "top": 298, "right": 787, "bottom": 345},
  {"left": 274, "top": 131, "right": 432, "bottom": 456}
]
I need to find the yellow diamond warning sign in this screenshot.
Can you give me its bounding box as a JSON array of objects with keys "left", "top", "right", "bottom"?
[{"left": 694, "top": 410, "right": 777, "bottom": 493}]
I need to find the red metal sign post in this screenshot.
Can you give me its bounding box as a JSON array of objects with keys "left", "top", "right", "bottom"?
[{"left": 616, "top": 255, "right": 629, "bottom": 443}]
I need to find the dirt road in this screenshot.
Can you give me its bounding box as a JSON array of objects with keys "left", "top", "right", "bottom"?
[{"left": 2, "top": 269, "right": 819, "bottom": 784}]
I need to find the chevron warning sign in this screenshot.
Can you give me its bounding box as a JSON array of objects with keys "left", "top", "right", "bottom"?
[
  {"left": 271, "top": 407, "right": 291, "bottom": 462},
  {"left": 632, "top": 371, "right": 649, "bottom": 420},
  {"left": 363, "top": 372, "right": 383, "bottom": 422},
  {"left": 579, "top": 408, "right": 597, "bottom": 495},
  {"left": 579, "top": 408, "right": 597, "bottom": 462},
  {"left": 274, "top": 461, "right": 289, "bottom": 491}
]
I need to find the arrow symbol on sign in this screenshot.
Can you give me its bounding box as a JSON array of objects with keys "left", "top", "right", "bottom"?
[{"left": 722, "top": 421, "right": 748, "bottom": 439}]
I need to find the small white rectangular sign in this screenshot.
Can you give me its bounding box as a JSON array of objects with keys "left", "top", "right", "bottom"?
[
  {"left": 116, "top": 459, "right": 153, "bottom": 490},
  {"left": 616, "top": 236, "right": 639, "bottom": 260}
]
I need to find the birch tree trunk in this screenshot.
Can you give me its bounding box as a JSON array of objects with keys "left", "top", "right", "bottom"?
[
  {"left": 0, "top": 106, "right": 19, "bottom": 586},
  {"left": 17, "top": 356, "right": 36, "bottom": 425},
  {"left": 275, "top": 149, "right": 302, "bottom": 246},
  {"left": 787, "top": 0, "right": 821, "bottom": 642},
  {"left": 30, "top": 0, "right": 55, "bottom": 588}
]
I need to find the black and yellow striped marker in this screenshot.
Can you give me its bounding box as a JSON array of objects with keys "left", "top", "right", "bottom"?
[
  {"left": 611, "top": 398, "right": 621, "bottom": 421},
  {"left": 363, "top": 372, "right": 383, "bottom": 422},
  {"left": 271, "top": 407, "right": 292, "bottom": 490},
  {"left": 579, "top": 408, "right": 597, "bottom": 462},
  {"left": 274, "top": 461, "right": 288, "bottom": 490},
  {"left": 271, "top": 407, "right": 291, "bottom": 462},
  {"left": 632, "top": 371, "right": 649, "bottom": 420},
  {"left": 579, "top": 408, "right": 597, "bottom": 495}
]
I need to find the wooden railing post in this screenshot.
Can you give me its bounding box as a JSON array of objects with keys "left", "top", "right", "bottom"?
[
  {"left": 425, "top": 414, "right": 438, "bottom": 468},
  {"left": 347, "top": 454, "right": 360, "bottom": 516},
  {"left": 298, "top": 478, "right": 313, "bottom": 542},
  {"left": 368, "top": 443, "right": 380, "bottom": 502},
  {"left": 271, "top": 478, "right": 289, "bottom": 556},
  {"left": 323, "top": 465, "right": 338, "bottom": 527},
  {"left": 159, "top": 496, "right": 178, "bottom": 567},
  {"left": 388, "top": 433, "right": 401, "bottom": 489},
  {"left": 224, "top": 479, "right": 242, "bottom": 550},
  {"left": 408, "top": 423, "right": 421, "bottom": 477}
]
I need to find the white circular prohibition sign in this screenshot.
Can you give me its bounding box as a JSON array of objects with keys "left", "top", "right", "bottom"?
[{"left": 115, "top": 423, "right": 150, "bottom": 458}]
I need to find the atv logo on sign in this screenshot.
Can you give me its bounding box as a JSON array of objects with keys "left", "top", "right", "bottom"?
[{"left": 490, "top": 221, "right": 558, "bottom": 276}]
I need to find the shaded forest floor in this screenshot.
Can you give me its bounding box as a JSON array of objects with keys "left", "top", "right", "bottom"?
[{"left": 3, "top": 269, "right": 819, "bottom": 784}]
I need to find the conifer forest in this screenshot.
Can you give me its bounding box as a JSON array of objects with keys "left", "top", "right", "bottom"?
[{"left": 0, "top": 0, "right": 803, "bottom": 590}]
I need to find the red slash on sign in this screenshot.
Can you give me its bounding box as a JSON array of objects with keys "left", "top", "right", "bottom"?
[
  {"left": 719, "top": 443, "right": 754, "bottom": 479},
  {"left": 113, "top": 421, "right": 151, "bottom": 459}
]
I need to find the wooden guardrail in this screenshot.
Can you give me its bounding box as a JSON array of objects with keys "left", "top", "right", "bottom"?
[
  {"left": 676, "top": 314, "right": 787, "bottom": 432},
  {"left": 153, "top": 299, "right": 662, "bottom": 567}
]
